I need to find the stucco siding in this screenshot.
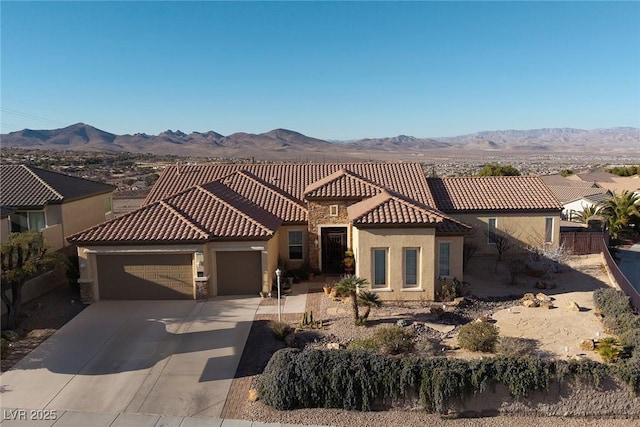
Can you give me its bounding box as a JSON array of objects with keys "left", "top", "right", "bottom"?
[
  {"left": 277, "top": 225, "right": 307, "bottom": 268},
  {"left": 453, "top": 212, "right": 561, "bottom": 256},
  {"left": 354, "top": 227, "right": 437, "bottom": 301},
  {"left": 61, "top": 193, "right": 112, "bottom": 243}
]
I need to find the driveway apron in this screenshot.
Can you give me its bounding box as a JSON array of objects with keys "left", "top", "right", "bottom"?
[{"left": 0, "top": 297, "right": 260, "bottom": 418}]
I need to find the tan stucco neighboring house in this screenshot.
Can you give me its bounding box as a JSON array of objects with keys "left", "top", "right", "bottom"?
[
  {"left": 0, "top": 165, "right": 115, "bottom": 250},
  {"left": 427, "top": 176, "right": 563, "bottom": 256},
  {"left": 67, "top": 163, "right": 561, "bottom": 303}
]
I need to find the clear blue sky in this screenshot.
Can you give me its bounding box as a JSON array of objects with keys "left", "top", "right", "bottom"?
[{"left": 1, "top": 1, "right": 639, "bottom": 140}]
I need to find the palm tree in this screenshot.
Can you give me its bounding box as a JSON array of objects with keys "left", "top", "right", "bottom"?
[
  {"left": 358, "top": 291, "right": 383, "bottom": 322},
  {"left": 604, "top": 191, "right": 640, "bottom": 239},
  {"left": 574, "top": 205, "right": 603, "bottom": 224},
  {"left": 335, "top": 275, "right": 369, "bottom": 325}
]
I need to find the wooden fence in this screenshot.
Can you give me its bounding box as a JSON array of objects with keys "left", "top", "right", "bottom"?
[{"left": 560, "top": 231, "right": 606, "bottom": 255}]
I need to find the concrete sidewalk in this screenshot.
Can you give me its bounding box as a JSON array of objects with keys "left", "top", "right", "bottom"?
[{"left": 0, "top": 410, "right": 330, "bottom": 427}]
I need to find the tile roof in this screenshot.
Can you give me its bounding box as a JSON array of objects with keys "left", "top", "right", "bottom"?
[
  {"left": 348, "top": 190, "right": 471, "bottom": 233},
  {"left": 218, "top": 170, "right": 307, "bottom": 223},
  {"left": 428, "top": 176, "right": 563, "bottom": 213},
  {"left": 304, "top": 168, "right": 383, "bottom": 199},
  {"left": 546, "top": 186, "right": 611, "bottom": 204},
  {"left": 540, "top": 174, "right": 600, "bottom": 188},
  {"left": 0, "top": 165, "right": 114, "bottom": 209},
  {"left": 145, "top": 162, "right": 435, "bottom": 206},
  {"left": 67, "top": 201, "right": 210, "bottom": 244},
  {"left": 68, "top": 179, "right": 281, "bottom": 244}
]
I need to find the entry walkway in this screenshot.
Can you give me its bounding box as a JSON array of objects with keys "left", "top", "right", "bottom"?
[{"left": 255, "top": 283, "right": 309, "bottom": 315}]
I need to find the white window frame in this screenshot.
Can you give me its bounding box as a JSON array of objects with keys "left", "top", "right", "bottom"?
[
  {"left": 372, "top": 248, "right": 388, "bottom": 288},
  {"left": 288, "top": 230, "right": 304, "bottom": 260},
  {"left": 438, "top": 241, "right": 451, "bottom": 278},
  {"left": 329, "top": 204, "right": 339, "bottom": 217},
  {"left": 403, "top": 247, "right": 419, "bottom": 288},
  {"left": 544, "top": 217, "right": 554, "bottom": 244},
  {"left": 487, "top": 218, "right": 497, "bottom": 244}
]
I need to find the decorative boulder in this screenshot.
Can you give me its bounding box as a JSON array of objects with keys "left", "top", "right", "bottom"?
[
  {"left": 581, "top": 339, "right": 595, "bottom": 351},
  {"left": 523, "top": 299, "right": 539, "bottom": 308},
  {"left": 536, "top": 292, "right": 552, "bottom": 303},
  {"left": 566, "top": 301, "right": 580, "bottom": 312},
  {"left": 248, "top": 389, "right": 259, "bottom": 402},
  {"left": 326, "top": 342, "right": 341, "bottom": 350}
]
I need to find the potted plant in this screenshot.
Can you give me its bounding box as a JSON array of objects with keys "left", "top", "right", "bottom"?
[{"left": 343, "top": 249, "right": 354, "bottom": 274}]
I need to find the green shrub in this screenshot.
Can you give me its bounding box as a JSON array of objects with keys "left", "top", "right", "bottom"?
[
  {"left": 457, "top": 322, "right": 499, "bottom": 353},
  {"left": 258, "top": 349, "right": 579, "bottom": 414},
  {"left": 555, "top": 359, "right": 609, "bottom": 389},
  {"left": 593, "top": 288, "right": 632, "bottom": 318},
  {"left": 496, "top": 337, "right": 537, "bottom": 357},
  {"left": 348, "top": 326, "right": 415, "bottom": 355},
  {"left": 615, "top": 354, "right": 640, "bottom": 394},
  {"left": 597, "top": 337, "right": 623, "bottom": 363},
  {"left": 269, "top": 320, "right": 293, "bottom": 341},
  {"left": 493, "top": 356, "right": 551, "bottom": 398}
]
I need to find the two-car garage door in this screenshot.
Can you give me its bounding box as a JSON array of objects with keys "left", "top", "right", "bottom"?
[
  {"left": 95, "top": 251, "right": 263, "bottom": 299},
  {"left": 97, "top": 254, "right": 194, "bottom": 300}
]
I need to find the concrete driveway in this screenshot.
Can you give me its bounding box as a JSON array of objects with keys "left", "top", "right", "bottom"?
[{"left": 0, "top": 297, "right": 260, "bottom": 418}]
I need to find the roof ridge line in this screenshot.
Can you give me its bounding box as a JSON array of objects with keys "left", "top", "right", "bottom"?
[
  {"left": 195, "top": 185, "right": 273, "bottom": 234},
  {"left": 159, "top": 200, "right": 210, "bottom": 239},
  {"left": 236, "top": 170, "right": 306, "bottom": 207},
  {"left": 23, "top": 165, "right": 64, "bottom": 200}
]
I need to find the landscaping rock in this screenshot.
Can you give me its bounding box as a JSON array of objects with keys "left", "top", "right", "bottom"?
[
  {"left": 536, "top": 292, "right": 552, "bottom": 302},
  {"left": 539, "top": 301, "right": 555, "bottom": 309},
  {"left": 248, "top": 388, "right": 259, "bottom": 402},
  {"left": 581, "top": 339, "right": 595, "bottom": 351},
  {"left": 326, "top": 342, "right": 340, "bottom": 350},
  {"left": 523, "top": 299, "right": 539, "bottom": 308},
  {"left": 566, "top": 301, "right": 580, "bottom": 312},
  {"left": 396, "top": 319, "right": 411, "bottom": 327},
  {"left": 522, "top": 292, "right": 536, "bottom": 301},
  {"left": 474, "top": 315, "right": 490, "bottom": 323}
]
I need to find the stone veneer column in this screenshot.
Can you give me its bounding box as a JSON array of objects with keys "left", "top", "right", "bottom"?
[{"left": 307, "top": 199, "right": 354, "bottom": 272}]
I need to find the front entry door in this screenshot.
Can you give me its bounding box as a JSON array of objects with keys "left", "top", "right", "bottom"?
[{"left": 321, "top": 227, "right": 347, "bottom": 274}]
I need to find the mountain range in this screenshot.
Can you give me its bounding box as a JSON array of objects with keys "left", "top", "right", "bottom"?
[{"left": 1, "top": 123, "right": 638, "bottom": 161}]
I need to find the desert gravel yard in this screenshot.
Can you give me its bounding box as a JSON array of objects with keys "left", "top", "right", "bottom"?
[{"left": 233, "top": 254, "right": 636, "bottom": 425}]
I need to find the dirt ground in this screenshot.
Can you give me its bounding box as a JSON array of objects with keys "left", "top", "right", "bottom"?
[{"left": 453, "top": 254, "right": 614, "bottom": 361}]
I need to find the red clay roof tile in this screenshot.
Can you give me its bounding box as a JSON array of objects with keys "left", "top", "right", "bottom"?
[{"left": 427, "top": 176, "right": 562, "bottom": 212}]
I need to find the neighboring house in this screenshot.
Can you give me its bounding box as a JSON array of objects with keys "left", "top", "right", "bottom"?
[
  {"left": 68, "top": 163, "right": 561, "bottom": 302},
  {"left": 545, "top": 186, "right": 612, "bottom": 222},
  {"left": 427, "top": 176, "right": 563, "bottom": 254},
  {"left": 0, "top": 165, "right": 115, "bottom": 250}
]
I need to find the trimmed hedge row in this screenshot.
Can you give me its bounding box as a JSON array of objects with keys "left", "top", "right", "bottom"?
[
  {"left": 258, "top": 348, "right": 615, "bottom": 414},
  {"left": 593, "top": 288, "right": 640, "bottom": 392}
]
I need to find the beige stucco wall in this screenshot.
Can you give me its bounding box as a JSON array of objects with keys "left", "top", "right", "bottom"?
[
  {"left": 353, "top": 227, "right": 438, "bottom": 301},
  {"left": 61, "top": 193, "right": 113, "bottom": 244},
  {"left": 277, "top": 225, "right": 308, "bottom": 268},
  {"left": 452, "top": 212, "right": 561, "bottom": 256}
]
